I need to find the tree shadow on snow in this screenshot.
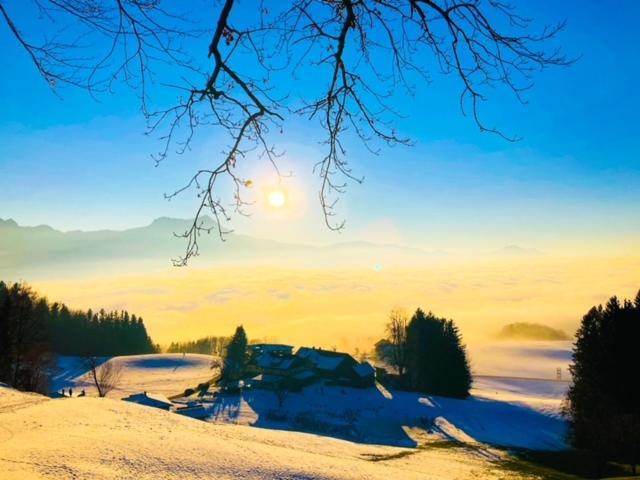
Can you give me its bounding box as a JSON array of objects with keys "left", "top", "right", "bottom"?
[
  {"left": 389, "top": 390, "right": 568, "bottom": 451},
  {"left": 208, "top": 393, "right": 242, "bottom": 420},
  {"left": 242, "top": 382, "right": 418, "bottom": 448},
  {"left": 207, "top": 382, "right": 567, "bottom": 451}
]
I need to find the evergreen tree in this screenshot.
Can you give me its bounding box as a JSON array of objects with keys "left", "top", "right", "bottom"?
[
  {"left": 0, "top": 283, "right": 51, "bottom": 392},
  {"left": 566, "top": 291, "right": 640, "bottom": 474},
  {"left": 166, "top": 335, "right": 229, "bottom": 355},
  {"left": 222, "top": 326, "right": 248, "bottom": 381},
  {"left": 0, "top": 279, "right": 159, "bottom": 393},
  {"left": 0, "top": 281, "right": 11, "bottom": 382},
  {"left": 405, "top": 308, "right": 471, "bottom": 399}
]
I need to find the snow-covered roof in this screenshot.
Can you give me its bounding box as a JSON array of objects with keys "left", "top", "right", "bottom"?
[
  {"left": 353, "top": 362, "right": 375, "bottom": 378},
  {"left": 292, "top": 370, "right": 315, "bottom": 381},
  {"left": 296, "top": 348, "right": 354, "bottom": 372},
  {"left": 251, "top": 374, "right": 282, "bottom": 385},
  {"left": 256, "top": 352, "right": 297, "bottom": 370},
  {"left": 314, "top": 355, "right": 344, "bottom": 371},
  {"left": 175, "top": 404, "right": 209, "bottom": 419},
  {"left": 249, "top": 343, "right": 294, "bottom": 354},
  {"left": 123, "top": 392, "right": 173, "bottom": 409}
]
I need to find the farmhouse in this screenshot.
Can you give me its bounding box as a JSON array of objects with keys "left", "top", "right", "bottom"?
[
  {"left": 244, "top": 344, "right": 376, "bottom": 389},
  {"left": 296, "top": 347, "right": 375, "bottom": 387},
  {"left": 246, "top": 344, "right": 307, "bottom": 377}
]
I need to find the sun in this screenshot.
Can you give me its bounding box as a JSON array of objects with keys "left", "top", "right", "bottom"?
[{"left": 267, "top": 189, "right": 286, "bottom": 208}]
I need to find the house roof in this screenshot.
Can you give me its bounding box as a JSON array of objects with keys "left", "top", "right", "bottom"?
[
  {"left": 296, "top": 347, "right": 355, "bottom": 372},
  {"left": 255, "top": 351, "right": 298, "bottom": 370},
  {"left": 292, "top": 369, "right": 315, "bottom": 381},
  {"left": 175, "top": 404, "right": 209, "bottom": 419},
  {"left": 353, "top": 362, "right": 375, "bottom": 378},
  {"left": 249, "top": 343, "right": 293, "bottom": 353},
  {"left": 250, "top": 373, "right": 282, "bottom": 385},
  {"left": 123, "top": 392, "right": 173, "bottom": 408}
]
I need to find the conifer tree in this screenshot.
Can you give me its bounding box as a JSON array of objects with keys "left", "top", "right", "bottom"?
[
  {"left": 222, "top": 326, "right": 248, "bottom": 382},
  {"left": 405, "top": 308, "right": 471, "bottom": 399},
  {"left": 566, "top": 290, "right": 640, "bottom": 474}
]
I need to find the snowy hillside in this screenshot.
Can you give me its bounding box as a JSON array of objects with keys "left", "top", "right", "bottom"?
[
  {"left": 1, "top": 386, "right": 545, "bottom": 480},
  {"left": 472, "top": 376, "right": 568, "bottom": 418},
  {"left": 206, "top": 380, "right": 567, "bottom": 451},
  {"left": 51, "top": 354, "right": 217, "bottom": 398},
  {"left": 49, "top": 352, "right": 569, "bottom": 452}
]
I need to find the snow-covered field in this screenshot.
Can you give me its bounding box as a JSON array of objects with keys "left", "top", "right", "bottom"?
[
  {"left": 198, "top": 341, "right": 571, "bottom": 451},
  {"left": 0, "top": 386, "right": 551, "bottom": 480},
  {"left": 48, "top": 345, "right": 571, "bottom": 453},
  {"left": 206, "top": 378, "right": 567, "bottom": 451},
  {"left": 0, "top": 342, "right": 575, "bottom": 479},
  {"left": 51, "top": 354, "right": 217, "bottom": 398}
]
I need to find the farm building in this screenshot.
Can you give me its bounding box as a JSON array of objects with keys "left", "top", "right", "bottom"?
[
  {"left": 296, "top": 347, "right": 376, "bottom": 387},
  {"left": 246, "top": 345, "right": 307, "bottom": 377},
  {"left": 244, "top": 344, "right": 376, "bottom": 389},
  {"left": 123, "top": 392, "right": 174, "bottom": 410}
]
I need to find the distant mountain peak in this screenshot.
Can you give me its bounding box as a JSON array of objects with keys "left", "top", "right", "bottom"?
[{"left": 0, "top": 218, "right": 18, "bottom": 228}]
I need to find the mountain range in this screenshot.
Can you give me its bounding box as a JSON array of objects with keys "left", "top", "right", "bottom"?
[
  {"left": 0, "top": 217, "right": 541, "bottom": 276},
  {"left": 0, "top": 217, "right": 441, "bottom": 274}
]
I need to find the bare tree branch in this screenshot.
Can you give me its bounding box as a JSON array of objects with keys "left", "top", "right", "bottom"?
[
  {"left": 1, "top": 0, "right": 575, "bottom": 264},
  {"left": 84, "top": 356, "right": 124, "bottom": 397}
]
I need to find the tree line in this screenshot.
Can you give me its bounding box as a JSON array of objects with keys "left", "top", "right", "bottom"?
[
  {"left": 166, "top": 336, "right": 230, "bottom": 356},
  {"left": 0, "top": 281, "right": 157, "bottom": 393}
]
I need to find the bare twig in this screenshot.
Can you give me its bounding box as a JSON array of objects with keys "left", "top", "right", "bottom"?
[{"left": 1, "top": 0, "right": 574, "bottom": 263}]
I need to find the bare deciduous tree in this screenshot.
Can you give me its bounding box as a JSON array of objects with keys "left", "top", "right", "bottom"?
[
  {"left": 84, "top": 356, "right": 124, "bottom": 397},
  {"left": 386, "top": 308, "right": 408, "bottom": 375},
  {"left": 1, "top": 1, "right": 574, "bottom": 264}
]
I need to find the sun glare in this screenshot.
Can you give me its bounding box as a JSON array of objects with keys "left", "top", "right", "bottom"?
[{"left": 267, "top": 189, "right": 286, "bottom": 208}]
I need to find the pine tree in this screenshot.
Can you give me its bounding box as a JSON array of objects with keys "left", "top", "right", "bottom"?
[
  {"left": 0, "top": 283, "right": 51, "bottom": 392},
  {"left": 566, "top": 290, "right": 640, "bottom": 474},
  {"left": 405, "top": 308, "right": 471, "bottom": 398},
  {"left": 0, "top": 281, "right": 11, "bottom": 382},
  {"left": 222, "top": 326, "right": 248, "bottom": 381}
]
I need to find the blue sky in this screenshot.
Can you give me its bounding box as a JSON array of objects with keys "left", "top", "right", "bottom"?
[{"left": 0, "top": 0, "right": 638, "bottom": 253}]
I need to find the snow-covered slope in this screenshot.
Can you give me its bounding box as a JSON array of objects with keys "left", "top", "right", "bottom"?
[
  {"left": 207, "top": 381, "right": 567, "bottom": 451},
  {"left": 472, "top": 376, "right": 569, "bottom": 417},
  {"left": 52, "top": 354, "right": 217, "bottom": 398},
  {"left": 50, "top": 353, "right": 568, "bottom": 451},
  {"left": 1, "top": 386, "right": 537, "bottom": 480}
]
